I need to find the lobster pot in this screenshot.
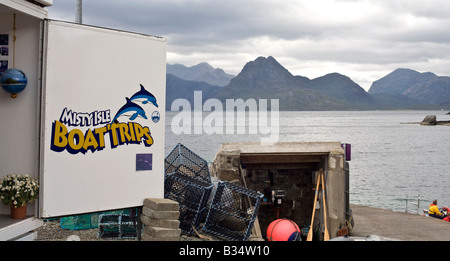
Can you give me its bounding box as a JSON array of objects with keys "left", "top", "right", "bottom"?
[
  {"left": 60, "top": 208, "right": 134, "bottom": 230},
  {"left": 165, "top": 143, "right": 211, "bottom": 183},
  {"left": 203, "top": 181, "right": 263, "bottom": 241},
  {"left": 164, "top": 172, "right": 213, "bottom": 235},
  {"left": 98, "top": 214, "right": 138, "bottom": 239}
]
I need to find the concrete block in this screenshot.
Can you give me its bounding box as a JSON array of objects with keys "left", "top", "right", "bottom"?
[
  {"left": 143, "top": 225, "right": 181, "bottom": 238},
  {"left": 144, "top": 198, "right": 180, "bottom": 212},
  {"left": 142, "top": 206, "right": 180, "bottom": 220},
  {"left": 140, "top": 215, "right": 180, "bottom": 229}
]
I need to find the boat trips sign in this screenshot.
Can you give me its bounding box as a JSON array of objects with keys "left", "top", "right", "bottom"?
[
  {"left": 50, "top": 84, "right": 157, "bottom": 154},
  {"left": 40, "top": 20, "right": 166, "bottom": 218}
]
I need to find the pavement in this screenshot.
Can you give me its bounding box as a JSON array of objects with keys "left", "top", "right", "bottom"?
[{"left": 349, "top": 204, "right": 450, "bottom": 241}]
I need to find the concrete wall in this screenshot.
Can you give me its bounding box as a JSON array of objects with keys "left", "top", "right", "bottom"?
[
  {"left": 325, "top": 152, "right": 346, "bottom": 239},
  {"left": 210, "top": 142, "right": 348, "bottom": 240},
  {"left": 0, "top": 12, "right": 41, "bottom": 215}
]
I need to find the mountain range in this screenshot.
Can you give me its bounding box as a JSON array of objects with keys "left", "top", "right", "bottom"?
[
  {"left": 167, "top": 62, "right": 234, "bottom": 87},
  {"left": 166, "top": 56, "right": 450, "bottom": 111}
]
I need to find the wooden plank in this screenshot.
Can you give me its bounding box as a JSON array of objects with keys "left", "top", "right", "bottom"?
[{"left": 240, "top": 154, "right": 323, "bottom": 165}]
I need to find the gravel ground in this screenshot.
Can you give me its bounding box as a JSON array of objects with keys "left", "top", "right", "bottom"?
[
  {"left": 34, "top": 219, "right": 132, "bottom": 241},
  {"left": 33, "top": 219, "right": 225, "bottom": 241}
]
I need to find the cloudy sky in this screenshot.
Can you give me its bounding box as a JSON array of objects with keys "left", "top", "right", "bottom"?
[{"left": 47, "top": 0, "right": 450, "bottom": 91}]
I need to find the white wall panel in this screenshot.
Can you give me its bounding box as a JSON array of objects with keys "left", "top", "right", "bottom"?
[{"left": 40, "top": 20, "right": 166, "bottom": 217}]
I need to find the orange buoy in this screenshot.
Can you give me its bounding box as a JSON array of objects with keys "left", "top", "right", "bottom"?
[{"left": 266, "top": 218, "right": 301, "bottom": 241}]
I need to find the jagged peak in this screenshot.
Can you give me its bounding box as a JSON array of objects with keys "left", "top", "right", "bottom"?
[{"left": 240, "top": 56, "right": 292, "bottom": 75}]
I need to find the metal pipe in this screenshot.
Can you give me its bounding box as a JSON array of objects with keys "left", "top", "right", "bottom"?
[{"left": 75, "top": 0, "right": 82, "bottom": 24}]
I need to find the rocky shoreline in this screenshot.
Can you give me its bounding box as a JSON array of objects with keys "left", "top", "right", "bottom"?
[
  {"left": 402, "top": 114, "right": 450, "bottom": 126},
  {"left": 420, "top": 114, "right": 450, "bottom": 126}
]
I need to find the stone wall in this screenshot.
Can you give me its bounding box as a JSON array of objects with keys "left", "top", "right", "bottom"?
[{"left": 244, "top": 168, "right": 316, "bottom": 235}]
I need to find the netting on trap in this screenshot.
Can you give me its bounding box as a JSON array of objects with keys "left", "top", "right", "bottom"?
[
  {"left": 165, "top": 143, "right": 211, "bottom": 183},
  {"left": 98, "top": 213, "right": 138, "bottom": 239},
  {"left": 164, "top": 172, "right": 213, "bottom": 235},
  {"left": 203, "top": 181, "right": 263, "bottom": 241},
  {"left": 60, "top": 209, "right": 134, "bottom": 230}
]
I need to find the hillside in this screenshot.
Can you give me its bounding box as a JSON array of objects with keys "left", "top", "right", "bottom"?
[
  {"left": 166, "top": 74, "right": 220, "bottom": 110},
  {"left": 308, "top": 73, "right": 377, "bottom": 109},
  {"left": 368, "top": 68, "right": 450, "bottom": 107},
  {"left": 401, "top": 76, "right": 450, "bottom": 104},
  {"left": 368, "top": 68, "right": 438, "bottom": 95}
]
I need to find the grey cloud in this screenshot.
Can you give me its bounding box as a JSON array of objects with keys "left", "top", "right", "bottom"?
[{"left": 47, "top": 0, "right": 450, "bottom": 87}]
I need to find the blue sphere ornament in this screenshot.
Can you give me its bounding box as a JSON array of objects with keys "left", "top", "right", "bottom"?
[{"left": 1, "top": 68, "right": 28, "bottom": 98}]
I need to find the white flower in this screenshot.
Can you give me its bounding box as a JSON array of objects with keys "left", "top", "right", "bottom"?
[{"left": 1, "top": 173, "right": 39, "bottom": 206}]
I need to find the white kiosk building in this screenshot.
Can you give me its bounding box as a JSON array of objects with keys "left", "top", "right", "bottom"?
[{"left": 0, "top": 0, "right": 167, "bottom": 240}]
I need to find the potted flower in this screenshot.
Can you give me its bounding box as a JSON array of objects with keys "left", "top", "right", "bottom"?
[{"left": 0, "top": 174, "right": 39, "bottom": 219}]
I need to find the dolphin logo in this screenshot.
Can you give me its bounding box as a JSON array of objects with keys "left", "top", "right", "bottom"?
[
  {"left": 130, "top": 84, "right": 158, "bottom": 108},
  {"left": 111, "top": 97, "right": 148, "bottom": 123}
]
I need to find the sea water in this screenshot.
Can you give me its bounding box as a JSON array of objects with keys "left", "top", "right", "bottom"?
[{"left": 165, "top": 110, "right": 450, "bottom": 213}]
